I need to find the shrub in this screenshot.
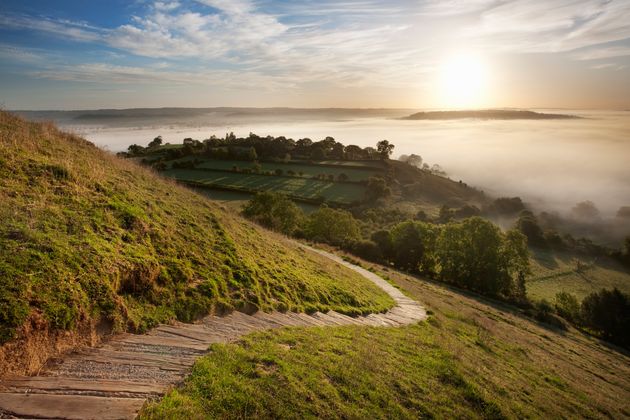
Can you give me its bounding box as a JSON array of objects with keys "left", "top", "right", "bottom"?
[
  {"left": 389, "top": 221, "right": 437, "bottom": 274},
  {"left": 581, "top": 288, "right": 630, "bottom": 347},
  {"left": 242, "top": 192, "right": 304, "bottom": 235},
  {"left": 351, "top": 240, "right": 383, "bottom": 262},
  {"left": 516, "top": 211, "right": 546, "bottom": 247},
  {"left": 303, "top": 207, "right": 360, "bottom": 246},
  {"left": 554, "top": 292, "right": 580, "bottom": 323}
]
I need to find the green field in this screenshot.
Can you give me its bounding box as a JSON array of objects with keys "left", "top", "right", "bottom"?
[
  {"left": 318, "top": 160, "right": 385, "bottom": 168},
  {"left": 164, "top": 169, "right": 366, "bottom": 204},
  {"left": 527, "top": 248, "right": 630, "bottom": 302},
  {"left": 170, "top": 158, "right": 383, "bottom": 182}
]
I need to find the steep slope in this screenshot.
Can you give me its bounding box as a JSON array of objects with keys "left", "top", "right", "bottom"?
[{"left": 0, "top": 111, "right": 393, "bottom": 376}]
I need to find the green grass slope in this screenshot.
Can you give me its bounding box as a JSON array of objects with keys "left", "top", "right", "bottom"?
[
  {"left": 0, "top": 112, "right": 393, "bottom": 373},
  {"left": 143, "top": 255, "right": 630, "bottom": 419},
  {"left": 527, "top": 248, "right": 630, "bottom": 302}
]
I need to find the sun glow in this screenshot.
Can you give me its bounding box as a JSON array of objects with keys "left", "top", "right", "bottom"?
[{"left": 438, "top": 53, "right": 488, "bottom": 109}]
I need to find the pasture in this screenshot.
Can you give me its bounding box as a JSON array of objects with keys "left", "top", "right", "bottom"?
[
  {"left": 527, "top": 248, "right": 630, "bottom": 302},
  {"left": 164, "top": 169, "right": 366, "bottom": 204},
  {"left": 170, "top": 158, "right": 383, "bottom": 182}
]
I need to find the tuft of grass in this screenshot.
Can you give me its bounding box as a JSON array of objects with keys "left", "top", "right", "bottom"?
[{"left": 0, "top": 111, "right": 394, "bottom": 347}]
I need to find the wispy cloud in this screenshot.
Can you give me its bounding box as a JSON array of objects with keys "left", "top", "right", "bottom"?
[
  {"left": 572, "top": 45, "right": 630, "bottom": 60},
  {"left": 0, "top": 13, "right": 104, "bottom": 42},
  {"left": 0, "top": 0, "right": 629, "bottom": 97}
]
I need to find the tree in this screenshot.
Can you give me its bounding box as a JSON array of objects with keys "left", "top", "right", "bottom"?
[
  {"left": 399, "top": 153, "right": 423, "bottom": 168},
  {"left": 148, "top": 136, "right": 163, "bottom": 148},
  {"left": 485, "top": 197, "right": 526, "bottom": 217},
  {"left": 331, "top": 142, "right": 345, "bottom": 159},
  {"left": 310, "top": 146, "right": 326, "bottom": 160},
  {"left": 389, "top": 221, "right": 437, "bottom": 274},
  {"left": 502, "top": 229, "right": 530, "bottom": 298},
  {"left": 371, "top": 230, "right": 394, "bottom": 260},
  {"left": 572, "top": 200, "right": 601, "bottom": 220},
  {"left": 430, "top": 164, "right": 446, "bottom": 176},
  {"left": 454, "top": 205, "right": 481, "bottom": 219},
  {"left": 516, "top": 210, "right": 546, "bottom": 246},
  {"left": 345, "top": 145, "right": 363, "bottom": 160},
  {"left": 581, "top": 288, "right": 630, "bottom": 347},
  {"left": 554, "top": 292, "right": 580, "bottom": 323},
  {"left": 127, "top": 144, "right": 145, "bottom": 156},
  {"left": 351, "top": 240, "right": 383, "bottom": 262},
  {"left": 365, "top": 176, "right": 391, "bottom": 200},
  {"left": 376, "top": 140, "right": 395, "bottom": 159},
  {"left": 363, "top": 146, "right": 377, "bottom": 160},
  {"left": 242, "top": 192, "right": 304, "bottom": 235},
  {"left": 247, "top": 147, "right": 258, "bottom": 161},
  {"left": 435, "top": 217, "right": 529, "bottom": 297},
  {"left": 303, "top": 207, "right": 360, "bottom": 246}
]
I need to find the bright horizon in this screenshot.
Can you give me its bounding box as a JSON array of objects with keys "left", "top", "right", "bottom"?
[{"left": 1, "top": 0, "right": 630, "bottom": 110}]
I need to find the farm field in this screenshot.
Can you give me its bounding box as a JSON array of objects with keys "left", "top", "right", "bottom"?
[
  {"left": 318, "top": 160, "right": 385, "bottom": 168},
  {"left": 163, "top": 169, "right": 366, "bottom": 204},
  {"left": 193, "top": 188, "right": 319, "bottom": 213},
  {"left": 527, "top": 248, "right": 630, "bottom": 302},
  {"left": 169, "top": 157, "right": 383, "bottom": 182}
]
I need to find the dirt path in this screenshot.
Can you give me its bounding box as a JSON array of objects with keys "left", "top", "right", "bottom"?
[{"left": 0, "top": 246, "right": 426, "bottom": 419}]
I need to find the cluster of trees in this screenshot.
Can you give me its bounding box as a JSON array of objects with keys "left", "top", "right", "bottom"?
[
  {"left": 244, "top": 192, "right": 630, "bottom": 347},
  {"left": 398, "top": 153, "right": 447, "bottom": 176},
  {"left": 544, "top": 289, "right": 630, "bottom": 348},
  {"left": 127, "top": 133, "right": 396, "bottom": 162},
  {"left": 243, "top": 193, "right": 360, "bottom": 246},
  {"left": 367, "top": 218, "right": 529, "bottom": 299},
  {"left": 244, "top": 192, "right": 529, "bottom": 301}
]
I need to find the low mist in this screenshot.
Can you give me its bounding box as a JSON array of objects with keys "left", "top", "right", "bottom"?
[{"left": 31, "top": 108, "right": 630, "bottom": 242}]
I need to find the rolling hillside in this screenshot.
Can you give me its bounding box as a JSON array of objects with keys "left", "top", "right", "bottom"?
[
  {"left": 0, "top": 112, "right": 394, "bottom": 376},
  {"left": 143, "top": 252, "right": 630, "bottom": 419}
]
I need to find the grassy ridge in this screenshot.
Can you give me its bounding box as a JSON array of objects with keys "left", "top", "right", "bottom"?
[
  {"left": 143, "top": 256, "right": 630, "bottom": 419},
  {"left": 0, "top": 111, "right": 393, "bottom": 348}
]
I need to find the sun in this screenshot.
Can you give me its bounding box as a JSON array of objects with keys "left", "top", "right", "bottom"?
[{"left": 438, "top": 53, "right": 488, "bottom": 109}]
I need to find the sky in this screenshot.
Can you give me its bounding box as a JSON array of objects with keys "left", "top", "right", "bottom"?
[{"left": 1, "top": 0, "right": 629, "bottom": 110}]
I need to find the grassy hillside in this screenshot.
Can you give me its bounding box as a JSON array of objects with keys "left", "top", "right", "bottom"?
[
  {"left": 142, "top": 253, "right": 630, "bottom": 419},
  {"left": 528, "top": 248, "right": 630, "bottom": 302},
  {"left": 0, "top": 112, "right": 394, "bottom": 374}
]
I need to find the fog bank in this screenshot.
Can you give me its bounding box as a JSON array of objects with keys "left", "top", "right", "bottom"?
[{"left": 49, "top": 109, "right": 630, "bottom": 218}]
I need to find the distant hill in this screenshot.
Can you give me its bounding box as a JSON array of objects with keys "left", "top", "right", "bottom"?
[
  {"left": 16, "top": 107, "right": 416, "bottom": 128},
  {"left": 401, "top": 109, "right": 579, "bottom": 120},
  {"left": 0, "top": 111, "right": 393, "bottom": 377}
]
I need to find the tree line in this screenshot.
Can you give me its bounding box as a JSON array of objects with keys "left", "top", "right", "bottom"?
[
  {"left": 243, "top": 191, "right": 630, "bottom": 348},
  {"left": 125, "top": 133, "right": 396, "bottom": 162}
]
